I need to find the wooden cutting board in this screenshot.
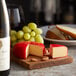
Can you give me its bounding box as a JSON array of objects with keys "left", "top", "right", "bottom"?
[{"left": 11, "top": 55, "right": 73, "bottom": 70}]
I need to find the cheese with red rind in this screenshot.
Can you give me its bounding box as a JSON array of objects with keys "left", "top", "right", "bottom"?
[
  {"left": 13, "top": 41, "right": 46, "bottom": 59},
  {"left": 13, "top": 43, "right": 29, "bottom": 59},
  {"left": 49, "top": 44, "right": 68, "bottom": 58}
]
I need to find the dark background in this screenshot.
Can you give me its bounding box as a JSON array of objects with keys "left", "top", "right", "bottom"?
[
  {"left": 6, "top": 0, "right": 51, "bottom": 26},
  {"left": 6, "top": 0, "right": 31, "bottom": 24},
  {"left": 6, "top": 0, "right": 76, "bottom": 27}
]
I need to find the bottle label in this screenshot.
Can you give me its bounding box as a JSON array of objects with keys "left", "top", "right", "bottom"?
[{"left": 0, "top": 37, "right": 10, "bottom": 71}]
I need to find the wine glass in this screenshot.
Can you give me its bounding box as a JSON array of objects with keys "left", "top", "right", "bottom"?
[{"left": 7, "top": 4, "right": 25, "bottom": 31}]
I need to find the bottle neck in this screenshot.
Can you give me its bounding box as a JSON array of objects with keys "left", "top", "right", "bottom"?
[{"left": 0, "top": 0, "right": 10, "bottom": 37}]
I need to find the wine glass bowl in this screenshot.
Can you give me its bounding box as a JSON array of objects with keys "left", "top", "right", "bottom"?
[{"left": 7, "top": 4, "right": 25, "bottom": 31}]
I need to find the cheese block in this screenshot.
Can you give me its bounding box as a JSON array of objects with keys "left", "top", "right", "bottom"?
[
  {"left": 29, "top": 42, "right": 45, "bottom": 57},
  {"left": 49, "top": 44, "right": 68, "bottom": 58},
  {"left": 56, "top": 25, "right": 76, "bottom": 39},
  {"left": 46, "top": 27, "right": 69, "bottom": 40},
  {"left": 13, "top": 42, "right": 29, "bottom": 59}
]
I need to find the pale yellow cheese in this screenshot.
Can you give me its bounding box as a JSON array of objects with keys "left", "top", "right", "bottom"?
[
  {"left": 29, "top": 45, "right": 43, "bottom": 57},
  {"left": 52, "top": 47, "right": 67, "bottom": 58}
]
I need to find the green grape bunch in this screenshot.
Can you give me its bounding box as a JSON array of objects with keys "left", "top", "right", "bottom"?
[{"left": 10, "top": 22, "right": 44, "bottom": 47}]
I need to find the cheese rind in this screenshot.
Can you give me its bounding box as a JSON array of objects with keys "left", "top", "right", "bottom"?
[
  {"left": 49, "top": 44, "right": 68, "bottom": 58},
  {"left": 13, "top": 43, "right": 29, "bottom": 59}
]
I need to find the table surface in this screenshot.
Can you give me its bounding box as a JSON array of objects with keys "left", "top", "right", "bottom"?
[
  {"left": 9, "top": 46, "right": 76, "bottom": 76},
  {"left": 10, "top": 25, "right": 76, "bottom": 76}
]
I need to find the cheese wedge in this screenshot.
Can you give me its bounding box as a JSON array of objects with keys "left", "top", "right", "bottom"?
[{"left": 49, "top": 44, "right": 68, "bottom": 58}]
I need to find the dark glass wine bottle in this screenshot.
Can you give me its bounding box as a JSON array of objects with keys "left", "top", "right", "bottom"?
[{"left": 0, "top": 0, "right": 10, "bottom": 76}]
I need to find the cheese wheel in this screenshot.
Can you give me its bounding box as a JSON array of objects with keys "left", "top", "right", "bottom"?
[{"left": 13, "top": 42, "right": 29, "bottom": 59}]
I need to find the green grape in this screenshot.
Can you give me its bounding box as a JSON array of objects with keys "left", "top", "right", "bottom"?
[
  {"left": 30, "top": 31, "right": 36, "bottom": 37},
  {"left": 24, "top": 33, "right": 30, "bottom": 40},
  {"left": 23, "top": 26, "right": 31, "bottom": 33},
  {"left": 16, "top": 31, "right": 24, "bottom": 39},
  {"left": 28, "top": 22, "right": 37, "bottom": 30},
  {"left": 34, "top": 28, "right": 42, "bottom": 34},
  {"left": 35, "top": 35, "right": 44, "bottom": 43},
  {"left": 18, "top": 39, "right": 25, "bottom": 42},
  {"left": 29, "top": 37, "right": 35, "bottom": 42},
  {"left": 35, "top": 34, "right": 40, "bottom": 38},
  {"left": 12, "top": 41, "right": 17, "bottom": 47},
  {"left": 10, "top": 30, "right": 16, "bottom": 36},
  {"left": 11, "top": 35, "right": 17, "bottom": 42}
]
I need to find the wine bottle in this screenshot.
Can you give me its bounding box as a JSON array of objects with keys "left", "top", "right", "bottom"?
[{"left": 0, "top": 0, "right": 10, "bottom": 76}]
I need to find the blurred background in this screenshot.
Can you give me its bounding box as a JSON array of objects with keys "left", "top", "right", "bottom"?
[{"left": 6, "top": 0, "right": 76, "bottom": 28}]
